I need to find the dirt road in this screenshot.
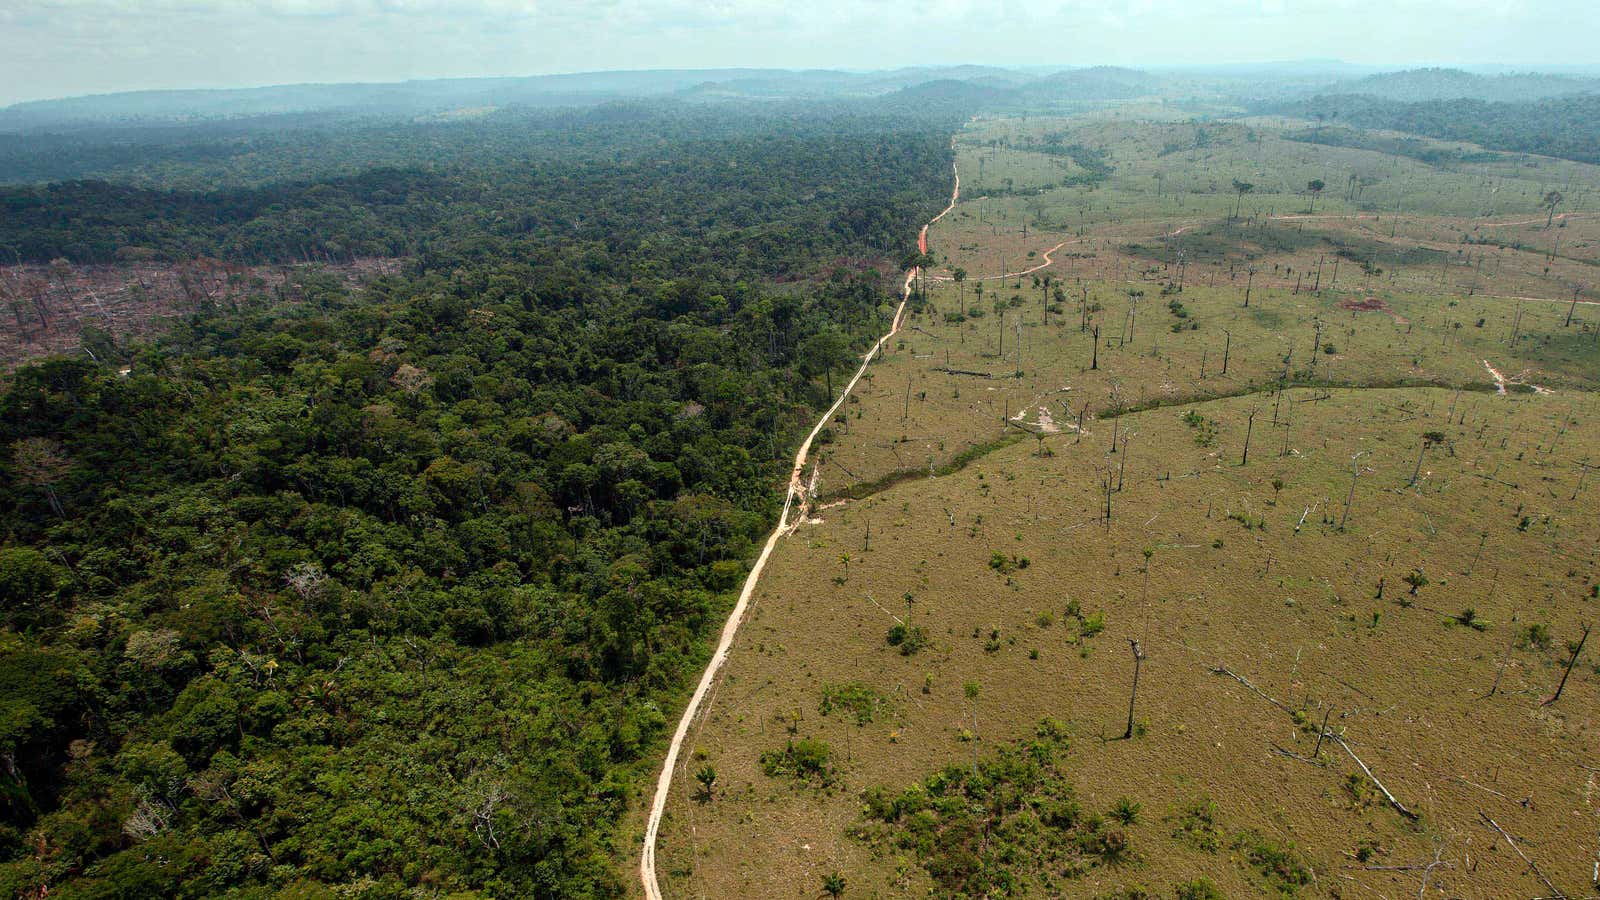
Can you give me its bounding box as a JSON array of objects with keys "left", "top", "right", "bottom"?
[{"left": 638, "top": 156, "right": 961, "bottom": 900}]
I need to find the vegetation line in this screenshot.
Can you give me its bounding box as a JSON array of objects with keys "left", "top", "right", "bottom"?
[
  {"left": 638, "top": 150, "right": 962, "bottom": 900},
  {"left": 1100, "top": 376, "right": 1503, "bottom": 419},
  {"left": 818, "top": 377, "right": 1506, "bottom": 507},
  {"left": 817, "top": 431, "right": 1030, "bottom": 503}
]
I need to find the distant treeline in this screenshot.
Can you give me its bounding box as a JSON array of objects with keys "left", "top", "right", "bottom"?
[
  {"left": 0, "top": 100, "right": 965, "bottom": 190},
  {"left": 1282, "top": 127, "right": 1505, "bottom": 167},
  {"left": 1265, "top": 93, "right": 1600, "bottom": 165},
  {"left": 0, "top": 105, "right": 953, "bottom": 271}
]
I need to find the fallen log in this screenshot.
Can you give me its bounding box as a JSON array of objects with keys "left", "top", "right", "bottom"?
[
  {"left": 1480, "top": 811, "right": 1565, "bottom": 898},
  {"left": 1332, "top": 734, "right": 1418, "bottom": 821}
]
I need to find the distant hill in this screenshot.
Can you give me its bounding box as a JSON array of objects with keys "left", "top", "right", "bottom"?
[
  {"left": 672, "top": 70, "right": 868, "bottom": 100},
  {"left": 858, "top": 65, "right": 1033, "bottom": 93},
  {"left": 0, "top": 66, "right": 1056, "bottom": 132},
  {"left": 1016, "top": 66, "right": 1160, "bottom": 101},
  {"left": 872, "top": 79, "right": 1017, "bottom": 115},
  {"left": 12, "top": 64, "right": 1597, "bottom": 137},
  {"left": 1333, "top": 67, "right": 1600, "bottom": 102},
  {"left": 0, "top": 70, "right": 810, "bottom": 130},
  {"left": 673, "top": 66, "right": 1032, "bottom": 102}
]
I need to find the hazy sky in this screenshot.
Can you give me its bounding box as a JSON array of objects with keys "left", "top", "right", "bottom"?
[{"left": 2, "top": 0, "right": 1596, "bottom": 105}]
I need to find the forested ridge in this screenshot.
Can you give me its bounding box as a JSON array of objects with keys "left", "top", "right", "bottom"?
[
  {"left": 1265, "top": 92, "right": 1600, "bottom": 165},
  {"left": 0, "top": 109, "right": 951, "bottom": 897}
]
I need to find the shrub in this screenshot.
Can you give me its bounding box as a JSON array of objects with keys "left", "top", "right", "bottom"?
[
  {"left": 820, "top": 682, "right": 888, "bottom": 725},
  {"left": 1110, "top": 796, "right": 1141, "bottom": 825},
  {"left": 886, "top": 623, "right": 928, "bottom": 655},
  {"left": 852, "top": 722, "right": 1114, "bottom": 894},
  {"left": 759, "top": 738, "right": 835, "bottom": 786},
  {"left": 1234, "top": 830, "right": 1313, "bottom": 895},
  {"left": 1174, "top": 878, "right": 1225, "bottom": 900},
  {"left": 1079, "top": 611, "right": 1106, "bottom": 639},
  {"left": 1170, "top": 797, "right": 1221, "bottom": 852},
  {"left": 1519, "top": 622, "right": 1552, "bottom": 650}
]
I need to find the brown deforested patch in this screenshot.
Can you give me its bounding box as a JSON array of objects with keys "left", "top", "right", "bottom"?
[{"left": 0, "top": 257, "right": 402, "bottom": 370}]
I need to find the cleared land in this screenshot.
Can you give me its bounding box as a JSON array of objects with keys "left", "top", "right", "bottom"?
[
  {"left": 0, "top": 257, "right": 400, "bottom": 369},
  {"left": 648, "top": 112, "right": 1600, "bottom": 899}
]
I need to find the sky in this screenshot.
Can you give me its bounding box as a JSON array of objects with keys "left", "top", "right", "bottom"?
[{"left": 2, "top": 0, "right": 1597, "bottom": 105}]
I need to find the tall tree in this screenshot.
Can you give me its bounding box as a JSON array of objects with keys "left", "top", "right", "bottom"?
[
  {"left": 1231, "top": 180, "right": 1255, "bottom": 222},
  {"left": 1306, "top": 179, "right": 1325, "bottom": 213},
  {"left": 1542, "top": 190, "right": 1564, "bottom": 229}
]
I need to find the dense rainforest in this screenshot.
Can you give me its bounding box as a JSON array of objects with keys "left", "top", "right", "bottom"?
[
  {"left": 0, "top": 103, "right": 948, "bottom": 266},
  {"left": 1265, "top": 92, "right": 1600, "bottom": 165},
  {"left": 0, "top": 105, "right": 952, "bottom": 897}
]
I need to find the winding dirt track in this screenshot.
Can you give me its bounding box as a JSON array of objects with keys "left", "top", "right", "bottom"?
[
  {"left": 926, "top": 238, "right": 1077, "bottom": 284},
  {"left": 638, "top": 156, "right": 961, "bottom": 900}
]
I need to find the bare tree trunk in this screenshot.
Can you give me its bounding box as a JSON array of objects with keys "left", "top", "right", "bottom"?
[
  {"left": 1409, "top": 441, "right": 1428, "bottom": 487},
  {"left": 1122, "top": 640, "right": 1144, "bottom": 739},
  {"left": 1543, "top": 623, "right": 1591, "bottom": 706},
  {"left": 1339, "top": 453, "right": 1364, "bottom": 531}
]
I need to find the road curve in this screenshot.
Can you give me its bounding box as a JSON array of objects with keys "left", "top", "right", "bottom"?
[{"left": 639, "top": 156, "right": 961, "bottom": 900}]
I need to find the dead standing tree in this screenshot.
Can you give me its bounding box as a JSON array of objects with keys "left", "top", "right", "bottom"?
[
  {"left": 1542, "top": 623, "right": 1591, "bottom": 707},
  {"left": 1100, "top": 466, "right": 1114, "bottom": 531},
  {"left": 1339, "top": 451, "right": 1367, "bottom": 531},
  {"left": 1121, "top": 639, "right": 1145, "bottom": 740},
  {"left": 1409, "top": 430, "right": 1446, "bottom": 487},
  {"left": 1241, "top": 406, "right": 1260, "bottom": 466}
]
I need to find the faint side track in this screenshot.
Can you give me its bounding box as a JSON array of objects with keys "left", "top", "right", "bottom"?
[{"left": 638, "top": 154, "right": 961, "bottom": 900}]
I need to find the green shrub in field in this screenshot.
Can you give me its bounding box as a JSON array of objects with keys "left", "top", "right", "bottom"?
[
  {"left": 1174, "top": 878, "right": 1225, "bottom": 900},
  {"left": 1233, "top": 829, "right": 1313, "bottom": 896},
  {"left": 1519, "top": 622, "right": 1552, "bottom": 650},
  {"left": 1170, "top": 797, "right": 1222, "bottom": 852},
  {"left": 852, "top": 719, "right": 1132, "bottom": 895},
  {"left": 1079, "top": 610, "right": 1106, "bottom": 639},
  {"left": 1182, "top": 409, "right": 1219, "bottom": 446},
  {"left": 1110, "top": 797, "right": 1141, "bottom": 825},
  {"left": 1062, "top": 599, "right": 1106, "bottom": 640},
  {"left": 886, "top": 622, "right": 929, "bottom": 655},
  {"left": 759, "top": 738, "right": 835, "bottom": 787},
  {"left": 819, "top": 682, "right": 890, "bottom": 725}
]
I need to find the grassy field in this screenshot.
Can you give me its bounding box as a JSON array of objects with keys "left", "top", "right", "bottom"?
[{"left": 647, "top": 111, "right": 1600, "bottom": 899}]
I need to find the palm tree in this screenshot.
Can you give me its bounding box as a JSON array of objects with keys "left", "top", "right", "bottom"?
[
  {"left": 694, "top": 765, "right": 717, "bottom": 801},
  {"left": 953, "top": 267, "right": 967, "bottom": 315},
  {"left": 1231, "top": 180, "right": 1254, "bottom": 222},
  {"left": 838, "top": 552, "right": 853, "bottom": 581},
  {"left": 1543, "top": 190, "right": 1564, "bottom": 229},
  {"left": 1403, "top": 568, "right": 1429, "bottom": 597},
  {"left": 822, "top": 871, "right": 846, "bottom": 898},
  {"left": 1409, "top": 430, "right": 1446, "bottom": 486},
  {"left": 1306, "top": 179, "right": 1325, "bottom": 213}
]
